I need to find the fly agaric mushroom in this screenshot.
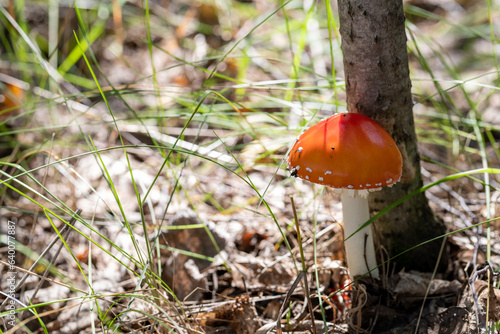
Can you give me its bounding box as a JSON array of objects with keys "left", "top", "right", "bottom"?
[{"left": 287, "top": 113, "right": 402, "bottom": 278}]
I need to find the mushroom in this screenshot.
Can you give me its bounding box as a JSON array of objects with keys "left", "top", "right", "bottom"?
[{"left": 287, "top": 113, "right": 402, "bottom": 278}]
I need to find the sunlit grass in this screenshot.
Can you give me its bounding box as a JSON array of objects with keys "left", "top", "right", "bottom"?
[{"left": 0, "top": 0, "right": 499, "bottom": 332}]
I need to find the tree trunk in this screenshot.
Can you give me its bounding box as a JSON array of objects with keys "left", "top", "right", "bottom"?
[{"left": 337, "top": 0, "right": 448, "bottom": 272}]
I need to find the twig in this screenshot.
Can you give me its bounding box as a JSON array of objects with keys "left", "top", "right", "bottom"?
[
  {"left": 469, "top": 261, "right": 498, "bottom": 330},
  {"left": 290, "top": 195, "right": 316, "bottom": 334},
  {"left": 275, "top": 196, "right": 318, "bottom": 334},
  {"left": 0, "top": 209, "right": 82, "bottom": 313},
  {"left": 21, "top": 209, "right": 82, "bottom": 318}
]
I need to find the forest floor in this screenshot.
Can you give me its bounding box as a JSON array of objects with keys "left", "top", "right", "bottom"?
[{"left": 1, "top": 0, "right": 500, "bottom": 333}]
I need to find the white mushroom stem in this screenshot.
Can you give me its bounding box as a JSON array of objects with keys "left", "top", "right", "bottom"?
[{"left": 341, "top": 191, "right": 379, "bottom": 279}]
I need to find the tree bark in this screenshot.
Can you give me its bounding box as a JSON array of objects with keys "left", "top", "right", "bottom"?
[{"left": 337, "top": 0, "right": 448, "bottom": 272}]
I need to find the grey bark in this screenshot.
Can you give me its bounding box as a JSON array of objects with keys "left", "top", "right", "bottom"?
[{"left": 337, "top": 0, "right": 448, "bottom": 272}]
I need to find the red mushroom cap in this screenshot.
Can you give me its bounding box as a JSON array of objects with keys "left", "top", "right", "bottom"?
[{"left": 287, "top": 113, "right": 402, "bottom": 192}]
